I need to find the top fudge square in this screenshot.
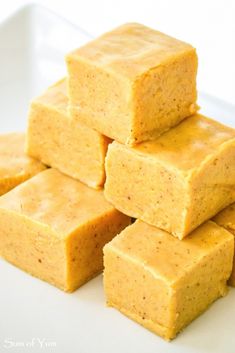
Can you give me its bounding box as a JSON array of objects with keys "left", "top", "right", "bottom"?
[{"left": 66, "top": 23, "right": 198, "bottom": 145}]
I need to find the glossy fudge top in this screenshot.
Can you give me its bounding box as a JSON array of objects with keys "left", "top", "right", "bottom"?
[
  {"left": 0, "top": 133, "right": 45, "bottom": 178},
  {"left": 0, "top": 169, "right": 115, "bottom": 237},
  {"left": 119, "top": 114, "right": 235, "bottom": 172},
  {"left": 34, "top": 78, "right": 68, "bottom": 113},
  {"left": 107, "top": 220, "right": 232, "bottom": 285},
  {"left": 67, "top": 23, "right": 195, "bottom": 79}
]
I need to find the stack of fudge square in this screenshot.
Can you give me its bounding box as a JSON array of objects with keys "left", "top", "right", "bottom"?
[{"left": 1, "top": 23, "right": 235, "bottom": 341}]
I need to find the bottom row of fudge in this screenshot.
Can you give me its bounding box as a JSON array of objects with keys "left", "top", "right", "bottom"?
[
  {"left": 0, "top": 168, "right": 130, "bottom": 292},
  {"left": 104, "top": 220, "right": 233, "bottom": 340},
  {"left": 0, "top": 166, "right": 234, "bottom": 339}
]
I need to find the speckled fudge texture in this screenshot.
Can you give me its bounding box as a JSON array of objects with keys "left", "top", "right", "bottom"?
[
  {"left": 26, "top": 79, "right": 111, "bottom": 189},
  {"left": 104, "top": 114, "right": 235, "bottom": 239},
  {"left": 103, "top": 220, "right": 234, "bottom": 340},
  {"left": 0, "top": 169, "right": 131, "bottom": 292},
  {"left": 66, "top": 23, "right": 198, "bottom": 145}
]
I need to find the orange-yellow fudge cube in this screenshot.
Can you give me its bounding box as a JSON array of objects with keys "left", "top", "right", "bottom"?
[
  {"left": 104, "top": 114, "right": 235, "bottom": 239},
  {"left": 103, "top": 220, "right": 233, "bottom": 340},
  {"left": 66, "top": 23, "right": 198, "bottom": 145},
  {"left": 26, "top": 79, "right": 111, "bottom": 189},
  {"left": 0, "top": 169, "right": 131, "bottom": 292}
]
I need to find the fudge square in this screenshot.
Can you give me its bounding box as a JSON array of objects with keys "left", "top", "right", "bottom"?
[
  {"left": 66, "top": 23, "right": 198, "bottom": 145},
  {"left": 26, "top": 79, "right": 111, "bottom": 189},
  {"left": 213, "top": 203, "right": 235, "bottom": 286},
  {"left": 0, "top": 168, "right": 131, "bottom": 292},
  {"left": 103, "top": 220, "right": 234, "bottom": 340},
  {"left": 0, "top": 132, "right": 46, "bottom": 195},
  {"left": 104, "top": 114, "right": 235, "bottom": 239}
]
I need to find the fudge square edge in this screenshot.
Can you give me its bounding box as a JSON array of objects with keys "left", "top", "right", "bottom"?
[
  {"left": 26, "top": 78, "right": 111, "bottom": 189},
  {"left": 103, "top": 220, "right": 234, "bottom": 340},
  {"left": 104, "top": 113, "right": 235, "bottom": 239},
  {"left": 66, "top": 22, "right": 198, "bottom": 145},
  {"left": 213, "top": 202, "right": 235, "bottom": 286},
  {"left": 0, "top": 168, "right": 131, "bottom": 292}
]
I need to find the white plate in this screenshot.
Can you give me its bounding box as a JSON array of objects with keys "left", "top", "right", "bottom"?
[{"left": 0, "top": 5, "right": 235, "bottom": 353}]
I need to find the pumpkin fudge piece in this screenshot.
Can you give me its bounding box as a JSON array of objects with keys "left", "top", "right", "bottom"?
[
  {"left": 66, "top": 22, "right": 198, "bottom": 145},
  {"left": 0, "top": 168, "right": 131, "bottom": 292},
  {"left": 103, "top": 220, "right": 234, "bottom": 340},
  {"left": 26, "top": 79, "right": 111, "bottom": 189},
  {"left": 0, "top": 132, "right": 46, "bottom": 195},
  {"left": 105, "top": 114, "right": 235, "bottom": 239},
  {"left": 213, "top": 203, "right": 235, "bottom": 286}
]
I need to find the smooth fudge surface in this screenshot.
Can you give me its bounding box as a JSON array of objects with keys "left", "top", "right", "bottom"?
[
  {"left": 104, "top": 114, "right": 235, "bottom": 239},
  {"left": 0, "top": 168, "right": 131, "bottom": 292},
  {"left": 0, "top": 132, "right": 46, "bottom": 195},
  {"left": 66, "top": 22, "right": 198, "bottom": 145},
  {"left": 26, "top": 79, "right": 111, "bottom": 189},
  {"left": 103, "top": 220, "right": 233, "bottom": 340},
  {"left": 213, "top": 203, "right": 235, "bottom": 286}
]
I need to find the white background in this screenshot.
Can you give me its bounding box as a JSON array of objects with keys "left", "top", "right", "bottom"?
[{"left": 0, "top": 0, "right": 235, "bottom": 105}]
